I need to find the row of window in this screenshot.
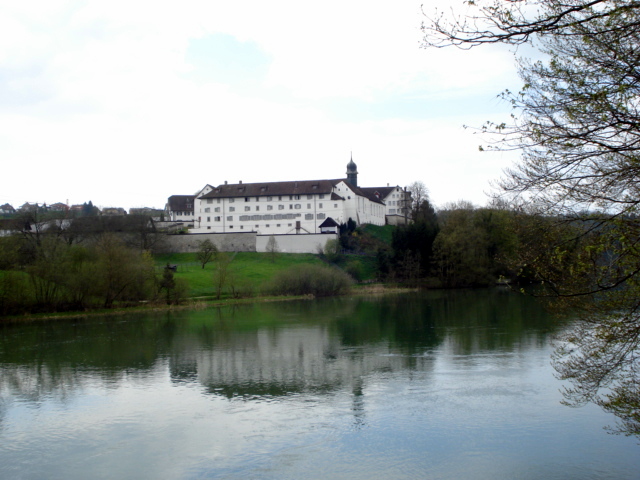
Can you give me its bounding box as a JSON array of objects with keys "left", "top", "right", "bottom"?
[
  {"left": 205, "top": 223, "right": 295, "bottom": 230},
  {"left": 204, "top": 203, "right": 337, "bottom": 213},
  {"left": 205, "top": 213, "right": 327, "bottom": 223}
]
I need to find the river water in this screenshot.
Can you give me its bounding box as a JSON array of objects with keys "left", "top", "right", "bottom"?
[{"left": 1, "top": 289, "right": 638, "bottom": 479}]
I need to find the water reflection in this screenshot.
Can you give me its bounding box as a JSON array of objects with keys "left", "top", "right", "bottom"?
[
  {"left": 2, "top": 290, "right": 639, "bottom": 480},
  {"left": 0, "top": 290, "right": 561, "bottom": 404}
]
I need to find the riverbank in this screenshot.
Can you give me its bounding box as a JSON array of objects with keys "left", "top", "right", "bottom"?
[{"left": 0, "top": 284, "right": 417, "bottom": 323}]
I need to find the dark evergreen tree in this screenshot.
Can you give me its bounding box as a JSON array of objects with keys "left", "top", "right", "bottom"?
[{"left": 391, "top": 199, "right": 439, "bottom": 278}]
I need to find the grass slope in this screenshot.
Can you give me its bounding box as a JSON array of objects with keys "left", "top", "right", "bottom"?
[
  {"left": 154, "top": 252, "right": 327, "bottom": 297},
  {"left": 359, "top": 224, "right": 395, "bottom": 245},
  {"left": 155, "top": 224, "right": 396, "bottom": 298}
]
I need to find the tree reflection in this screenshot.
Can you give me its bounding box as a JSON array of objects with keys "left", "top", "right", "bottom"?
[
  {"left": 552, "top": 309, "right": 640, "bottom": 437},
  {"left": 351, "top": 377, "right": 366, "bottom": 429},
  {"left": 0, "top": 291, "right": 563, "bottom": 406}
]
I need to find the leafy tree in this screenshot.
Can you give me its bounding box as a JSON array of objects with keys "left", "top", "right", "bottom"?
[
  {"left": 81, "top": 201, "right": 99, "bottom": 217},
  {"left": 395, "top": 251, "right": 422, "bottom": 286},
  {"left": 159, "top": 267, "right": 176, "bottom": 305},
  {"left": 433, "top": 205, "right": 519, "bottom": 287},
  {"left": 345, "top": 260, "right": 365, "bottom": 283},
  {"left": 375, "top": 246, "right": 393, "bottom": 280},
  {"left": 0, "top": 270, "right": 30, "bottom": 316},
  {"left": 128, "top": 216, "right": 165, "bottom": 251},
  {"left": 212, "top": 253, "right": 235, "bottom": 300},
  {"left": 93, "top": 234, "right": 156, "bottom": 308},
  {"left": 433, "top": 204, "right": 491, "bottom": 287},
  {"left": 0, "top": 235, "right": 22, "bottom": 270},
  {"left": 324, "top": 238, "right": 341, "bottom": 263},
  {"left": 339, "top": 218, "right": 358, "bottom": 251},
  {"left": 265, "top": 235, "right": 280, "bottom": 263},
  {"left": 196, "top": 239, "right": 218, "bottom": 269},
  {"left": 56, "top": 215, "right": 165, "bottom": 251},
  {"left": 158, "top": 266, "right": 187, "bottom": 305},
  {"left": 406, "top": 181, "right": 428, "bottom": 222},
  {"left": 0, "top": 231, "right": 163, "bottom": 314},
  {"left": 423, "top": 0, "right": 640, "bottom": 435},
  {"left": 26, "top": 235, "right": 69, "bottom": 308},
  {"left": 391, "top": 197, "right": 439, "bottom": 279},
  {"left": 59, "top": 244, "right": 99, "bottom": 309}
]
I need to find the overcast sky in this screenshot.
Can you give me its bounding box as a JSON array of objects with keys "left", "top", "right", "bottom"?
[{"left": 0, "top": 0, "right": 522, "bottom": 211}]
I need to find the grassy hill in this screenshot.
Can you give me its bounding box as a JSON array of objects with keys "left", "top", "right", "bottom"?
[
  {"left": 153, "top": 223, "right": 394, "bottom": 299},
  {"left": 154, "top": 252, "right": 329, "bottom": 298}
]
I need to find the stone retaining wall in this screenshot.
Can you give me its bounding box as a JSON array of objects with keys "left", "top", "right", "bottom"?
[
  {"left": 256, "top": 233, "right": 337, "bottom": 254},
  {"left": 157, "top": 232, "right": 337, "bottom": 254},
  {"left": 159, "top": 232, "right": 257, "bottom": 253}
]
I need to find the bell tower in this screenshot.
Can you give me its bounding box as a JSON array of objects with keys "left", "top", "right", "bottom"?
[{"left": 346, "top": 153, "right": 358, "bottom": 187}]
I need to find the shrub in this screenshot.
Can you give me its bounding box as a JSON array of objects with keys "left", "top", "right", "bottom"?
[
  {"left": 345, "top": 260, "right": 364, "bottom": 282},
  {"left": 158, "top": 267, "right": 189, "bottom": 305},
  {"left": 0, "top": 271, "right": 32, "bottom": 316},
  {"left": 324, "top": 238, "right": 341, "bottom": 263},
  {"left": 229, "top": 279, "right": 255, "bottom": 299},
  {"left": 265, "top": 264, "right": 352, "bottom": 297}
]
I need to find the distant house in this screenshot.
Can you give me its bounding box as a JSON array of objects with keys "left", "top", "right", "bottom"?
[
  {"left": 0, "top": 216, "right": 66, "bottom": 236},
  {"left": 0, "top": 204, "right": 15, "bottom": 215},
  {"left": 102, "top": 207, "right": 127, "bottom": 216},
  {"left": 49, "top": 203, "right": 69, "bottom": 213},
  {"left": 360, "top": 186, "right": 410, "bottom": 225},
  {"left": 19, "top": 202, "right": 38, "bottom": 212},
  {"left": 165, "top": 195, "right": 196, "bottom": 222},
  {"left": 0, "top": 218, "right": 23, "bottom": 236},
  {"left": 165, "top": 184, "right": 215, "bottom": 224}
]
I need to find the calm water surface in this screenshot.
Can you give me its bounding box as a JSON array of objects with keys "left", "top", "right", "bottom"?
[{"left": 1, "top": 290, "right": 639, "bottom": 479}]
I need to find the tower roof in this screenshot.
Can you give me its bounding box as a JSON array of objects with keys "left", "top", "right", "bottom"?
[{"left": 346, "top": 154, "right": 358, "bottom": 173}]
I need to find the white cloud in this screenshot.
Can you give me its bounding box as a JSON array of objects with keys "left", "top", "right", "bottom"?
[{"left": 0, "top": 0, "right": 522, "bottom": 210}]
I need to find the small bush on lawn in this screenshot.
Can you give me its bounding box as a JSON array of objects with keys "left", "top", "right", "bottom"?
[{"left": 265, "top": 264, "right": 353, "bottom": 297}]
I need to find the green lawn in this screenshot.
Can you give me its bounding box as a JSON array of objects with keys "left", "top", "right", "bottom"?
[{"left": 154, "top": 252, "right": 328, "bottom": 297}]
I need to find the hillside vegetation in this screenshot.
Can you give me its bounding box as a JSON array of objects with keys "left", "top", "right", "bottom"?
[
  {"left": 0, "top": 209, "right": 544, "bottom": 317},
  {"left": 154, "top": 252, "right": 328, "bottom": 298}
]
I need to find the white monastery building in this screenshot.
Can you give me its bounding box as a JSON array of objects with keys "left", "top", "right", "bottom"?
[{"left": 186, "top": 158, "right": 408, "bottom": 235}]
